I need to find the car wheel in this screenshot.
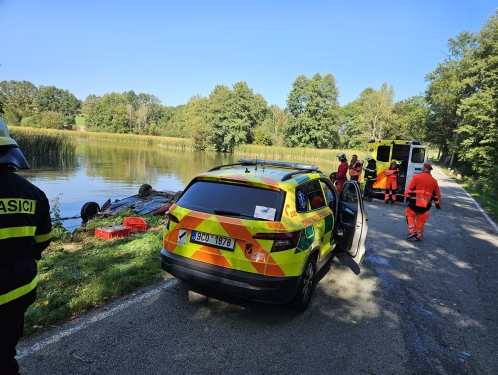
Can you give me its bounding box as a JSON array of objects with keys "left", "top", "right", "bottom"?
[
  {"left": 290, "top": 256, "right": 316, "bottom": 311},
  {"left": 80, "top": 202, "right": 100, "bottom": 223},
  {"left": 139, "top": 184, "right": 152, "bottom": 196}
]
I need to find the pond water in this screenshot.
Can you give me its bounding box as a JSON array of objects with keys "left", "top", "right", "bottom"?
[{"left": 19, "top": 138, "right": 338, "bottom": 232}]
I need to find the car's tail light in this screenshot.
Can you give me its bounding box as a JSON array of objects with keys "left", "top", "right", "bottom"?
[
  {"left": 165, "top": 211, "right": 179, "bottom": 230},
  {"left": 252, "top": 231, "right": 301, "bottom": 252}
]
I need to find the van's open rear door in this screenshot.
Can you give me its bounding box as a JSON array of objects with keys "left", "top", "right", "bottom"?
[{"left": 406, "top": 145, "right": 428, "bottom": 185}]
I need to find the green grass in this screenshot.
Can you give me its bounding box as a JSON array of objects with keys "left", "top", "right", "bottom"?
[
  {"left": 75, "top": 115, "right": 86, "bottom": 126},
  {"left": 24, "top": 212, "right": 167, "bottom": 336},
  {"left": 434, "top": 161, "right": 498, "bottom": 223}
]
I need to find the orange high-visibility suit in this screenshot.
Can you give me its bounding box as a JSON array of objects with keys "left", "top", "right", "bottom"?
[
  {"left": 384, "top": 167, "right": 399, "bottom": 202},
  {"left": 404, "top": 170, "right": 441, "bottom": 240}
]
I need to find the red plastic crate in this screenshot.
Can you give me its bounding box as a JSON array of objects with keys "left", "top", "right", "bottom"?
[
  {"left": 123, "top": 217, "right": 147, "bottom": 231},
  {"left": 95, "top": 225, "right": 131, "bottom": 240}
]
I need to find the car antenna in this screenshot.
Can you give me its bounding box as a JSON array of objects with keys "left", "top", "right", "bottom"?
[{"left": 255, "top": 159, "right": 257, "bottom": 171}]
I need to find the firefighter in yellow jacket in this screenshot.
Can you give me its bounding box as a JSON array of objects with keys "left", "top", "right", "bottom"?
[
  {"left": 404, "top": 163, "right": 441, "bottom": 241},
  {"left": 0, "top": 118, "right": 52, "bottom": 375}
]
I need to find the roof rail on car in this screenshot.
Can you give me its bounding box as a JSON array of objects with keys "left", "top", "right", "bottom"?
[
  {"left": 207, "top": 162, "right": 247, "bottom": 172},
  {"left": 207, "top": 159, "right": 322, "bottom": 181}
]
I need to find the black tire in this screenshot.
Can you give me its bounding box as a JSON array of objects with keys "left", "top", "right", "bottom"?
[
  {"left": 139, "top": 184, "right": 152, "bottom": 196},
  {"left": 289, "top": 256, "right": 316, "bottom": 311},
  {"left": 80, "top": 202, "right": 100, "bottom": 223}
]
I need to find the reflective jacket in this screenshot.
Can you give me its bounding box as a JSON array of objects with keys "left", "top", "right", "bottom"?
[
  {"left": 386, "top": 167, "right": 399, "bottom": 181},
  {"left": 0, "top": 167, "right": 52, "bottom": 307},
  {"left": 349, "top": 161, "right": 362, "bottom": 178},
  {"left": 404, "top": 171, "right": 442, "bottom": 211}
]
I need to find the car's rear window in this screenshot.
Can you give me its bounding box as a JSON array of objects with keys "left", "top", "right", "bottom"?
[{"left": 177, "top": 181, "right": 284, "bottom": 221}]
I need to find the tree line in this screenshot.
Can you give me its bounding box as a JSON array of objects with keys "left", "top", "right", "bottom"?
[
  {"left": 0, "top": 76, "right": 424, "bottom": 151},
  {"left": 1, "top": 10, "right": 497, "bottom": 196}
]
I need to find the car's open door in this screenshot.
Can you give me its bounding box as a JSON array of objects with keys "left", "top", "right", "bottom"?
[{"left": 334, "top": 181, "right": 368, "bottom": 265}]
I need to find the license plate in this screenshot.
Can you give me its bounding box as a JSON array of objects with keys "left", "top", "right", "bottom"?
[{"left": 191, "top": 230, "right": 235, "bottom": 251}]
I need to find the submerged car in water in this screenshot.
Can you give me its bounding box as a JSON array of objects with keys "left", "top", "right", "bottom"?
[
  {"left": 80, "top": 184, "right": 182, "bottom": 224},
  {"left": 160, "top": 159, "right": 368, "bottom": 310}
]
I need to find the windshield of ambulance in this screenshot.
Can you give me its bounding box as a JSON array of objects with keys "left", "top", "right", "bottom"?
[{"left": 177, "top": 180, "right": 284, "bottom": 221}]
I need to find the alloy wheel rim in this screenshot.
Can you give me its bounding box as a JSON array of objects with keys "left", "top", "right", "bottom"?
[{"left": 302, "top": 262, "right": 314, "bottom": 301}]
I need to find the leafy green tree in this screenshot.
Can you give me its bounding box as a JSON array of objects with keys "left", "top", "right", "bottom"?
[
  {"left": 35, "top": 86, "right": 81, "bottom": 127},
  {"left": 85, "top": 92, "right": 127, "bottom": 132},
  {"left": 82, "top": 94, "right": 100, "bottom": 116},
  {"left": 226, "top": 82, "right": 269, "bottom": 143},
  {"left": 253, "top": 125, "right": 274, "bottom": 146},
  {"left": 40, "top": 111, "right": 64, "bottom": 129},
  {"left": 283, "top": 73, "right": 340, "bottom": 148},
  {"left": 339, "top": 99, "right": 371, "bottom": 149},
  {"left": 0, "top": 92, "right": 5, "bottom": 114},
  {"left": 111, "top": 104, "right": 128, "bottom": 133},
  {"left": 424, "top": 32, "right": 476, "bottom": 164},
  {"left": 390, "top": 96, "right": 428, "bottom": 141},
  {"left": 267, "top": 105, "right": 287, "bottom": 146},
  {"left": 204, "top": 83, "right": 270, "bottom": 151},
  {"left": 190, "top": 116, "right": 211, "bottom": 150},
  {"left": 456, "top": 12, "right": 498, "bottom": 193},
  {"left": 340, "top": 83, "right": 395, "bottom": 148},
  {"left": 137, "top": 93, "right": 163, "bottom": 130},
  {"left": 212, "top": 118, "right": 251, "bottom": 152},
  {"left": 361, "top": 82, "right": 395, "bottom": 139},
  {"left": 185, "top": 95, "right": 210, "bottom": 143},
  {"left": 0, "top": 80, "right": 37, "bottom": 125}
]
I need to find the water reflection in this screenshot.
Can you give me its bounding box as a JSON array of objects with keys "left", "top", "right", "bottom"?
[{"left": 18, "top": 138, "right": 339, "bottom": 232}]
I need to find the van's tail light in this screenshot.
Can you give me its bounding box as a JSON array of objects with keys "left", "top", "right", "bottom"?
[
  {"left": 165, "top": 211, "right": 179, "bottom": 230},
  {"left": 253, "top": 231, "right": 301, "bottom": 252}
]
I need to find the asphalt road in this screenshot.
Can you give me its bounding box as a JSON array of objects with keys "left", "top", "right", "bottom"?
[{"left": 17, "top": 166, "right": 498, "bottom": 375}]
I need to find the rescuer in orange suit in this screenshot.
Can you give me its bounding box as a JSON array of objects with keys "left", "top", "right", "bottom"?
[
  {"left": 404, "top": 163, "right": 442, "bottom": 241},
  {"left": 384, "top": 161, "right": 399, "bottom": 204}
]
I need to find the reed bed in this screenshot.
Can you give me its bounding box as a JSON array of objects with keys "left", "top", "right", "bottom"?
[
  {"left": 9, "top": 128, "right": 76, "bottom": 168},
  {"left": 234, "top": 144, "right": 365, "bottom": 164},
  {"left": 9, "top": 126, "right": 365, "bottom": 165},
  {"left": 72, "top": 131, "right": 194, "bottom": 151}
]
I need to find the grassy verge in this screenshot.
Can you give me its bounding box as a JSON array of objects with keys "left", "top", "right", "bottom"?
[
  {"left": 433, "top": 160, "right": 498, "bottom": 223},
  {"left": 25, "top": 212, "right": 167, "bottom": 336}
]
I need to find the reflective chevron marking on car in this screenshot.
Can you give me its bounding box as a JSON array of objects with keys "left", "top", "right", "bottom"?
[
  {"left": 191, "top": 247, "right": 233, "bottom": 268},
  {"left": 265, "top": 257, "right": 286, "bottom": 277},
  {"left": 218, "top": 218, "right": 285, "bottom": 276}
]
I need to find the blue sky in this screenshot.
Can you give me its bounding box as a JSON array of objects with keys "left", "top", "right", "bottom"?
[{"left": 1, "top": 1, "right": 496, "bottom": 108}]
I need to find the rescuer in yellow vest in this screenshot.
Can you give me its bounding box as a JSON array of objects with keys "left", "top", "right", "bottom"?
[{"left": 0, "top": 118, "right": 52, "bottom": 375}]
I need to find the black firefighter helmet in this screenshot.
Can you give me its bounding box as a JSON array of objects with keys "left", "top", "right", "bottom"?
[{"left": 0, "top": 117, "right": 30, "bottom": 170}]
